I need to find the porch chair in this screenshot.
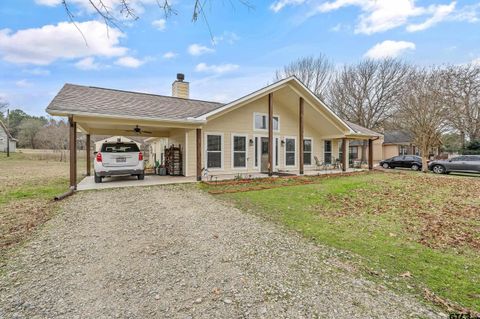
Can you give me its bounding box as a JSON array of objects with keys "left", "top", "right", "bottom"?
[{"left": 314, "top": 156, "right": 326, "bottom": 171}]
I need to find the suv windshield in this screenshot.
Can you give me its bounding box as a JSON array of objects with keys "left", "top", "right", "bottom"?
[{"left": 101, "top": 143, "right": 140, "bottom": 153}]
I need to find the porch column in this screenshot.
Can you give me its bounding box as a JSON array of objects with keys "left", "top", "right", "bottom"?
[
  {"left": 341, "top": 138, "right": 347, "bottom": 172},
  {"left": 268, "top": 93, "right": 273, "bottom": 176},
  {"left": 368, "top": 139, "right": 373, "bottom": 170},
  {"left": 86, "top": 134, "right": 91, "bottom": 176},
  {"left": 196, "top": 128, "right": 202, "bottom": 181},
  {"left": 68, "top": 116, "right": 77, "bottom": 189},
  {"left": 299, "top": 97, "right": 304, "bottom": 175}
]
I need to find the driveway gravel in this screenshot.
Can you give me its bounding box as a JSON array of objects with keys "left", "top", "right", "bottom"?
[{"left": 0, "top": 185, "right": 445, "bottom": 318}]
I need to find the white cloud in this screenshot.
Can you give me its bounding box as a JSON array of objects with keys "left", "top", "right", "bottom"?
[
  {"left": 0, "top": 21, "right": 126, "bottom": 65},
  {"left": 15, "top": 79, "right": 32, "bottom": 88},
  {"left": 364, "top": 40, "right": 416, "bottom": 59},
  {"left": 270, "top": 0, "right": 306, "bottom": 13},
  {"left": 162, "top": 51, "right": 177, "bottom": 59},
  {"left": 23, "top": 68, "right": 50, "bottom": 76},
  {"left": 187, "top": 44, "right": 214, "bottom": 56},
  {"left": 75, "top": 57, "right": 101, "bottom": 70},
  {"left": 312, "top": 0, "right": 457, "bottom": 34},
  {"left": 115, "top": 56, "right": 144, "bottom": 68},
  {"left": 195, "top": 63, "right": 239, "bottom": 74},
  {"left": 407, "top": 2, "right": 456, "bottom": 32},
  {"left": 212, "top": 31, "right": 239, "bottom": 45},
  {"left": 152, "top": 19, "right": 166, "bottom": 31}
]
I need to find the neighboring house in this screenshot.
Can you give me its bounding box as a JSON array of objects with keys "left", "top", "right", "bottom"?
[
  {"left": 94, "top": 136, "right": 142, "bottom": 152},
  {"left": 0, "top": 120, "right": 17, "bottom": 153},
  {"left": 46, "top": 74, "right": 380, "bottom": 187},
  {"left": 382, "top": 130, "right": 439, "bottom": 159}
]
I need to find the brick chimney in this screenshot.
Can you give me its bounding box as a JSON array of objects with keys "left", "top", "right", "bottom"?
[{"left": 172, "top": 73, "right": 189, "bottom": 99}]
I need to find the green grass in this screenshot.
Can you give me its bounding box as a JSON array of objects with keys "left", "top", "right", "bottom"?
[{"left": 206, "top": 172, "right": 480, "bottom": 312}]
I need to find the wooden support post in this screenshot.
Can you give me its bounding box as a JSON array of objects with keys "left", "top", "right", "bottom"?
[
  {"left": 86, "top": 134, "right": 91, "bottom": 176},
  {"left": 196, "top": 128, "right": 202, "bottom": 181},
  {"left": 368, "top": 139, "right": 373, "bottom": 170},
  {"left": 268, "top": 93, "right": 273, "bottom": 176},
  {"left": 69, "top": 116, "right": 77, "bottom": 189},
  {"left": 299, "top": 97, "right": 304, "bottom": 175},
  {"left": 342, "top": 138, "right": 347, "bottom": 172}
]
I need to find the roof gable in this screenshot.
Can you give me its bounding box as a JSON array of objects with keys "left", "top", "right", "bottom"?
[{"left": 0, "top": 120, "right": 17, "bottom": 141}]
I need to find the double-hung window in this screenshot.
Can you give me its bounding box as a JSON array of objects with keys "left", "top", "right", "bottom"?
[
  {"left": 232, "top": 135, "right": 247, "bottom": 168},
  {"left": 285, "top": 138, "right": 296, "bottom": 166},
  {"left": 254, "top": 113, "right": 279, "bottom": 131},
  {"left": 303, "top": 139, "right": 312, "bottom": 165},
  {"left": 324, "top": 140, "right": 332, "bottom": 164},
  {"left": 206, "top": 134, "right": 222, "bottom": 169}
]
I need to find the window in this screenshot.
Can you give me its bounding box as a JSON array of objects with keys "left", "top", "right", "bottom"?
[
  {"left": 285, "top": 138, "right": 296, "bottom": 166},
  {"left": 101, "top": 143, "right": 139, "bottom": 153},
  {"left": 254, "top": 114, "right": 279, "bottom": 131},
  {"left": 399, "top": 145, "right": 408, "bottom": 155},
  {"left": 338, "top": 140, "right": 344, "bottom": 163},
  {"left": 254, "top": 137, "right": 258, "bottom": 167},
  {"left": 349, "top": 146, "right": 358, "bottom": 160},
  {"left": 206, "top": 134, "right": 222, "bottom": 169},
  {"left": 324, "top": 140, "right": 332, "bottom": 164},
  {"left": 232, "top": 135, "right": 247, "bottom": 168},
  {"left": 275, "top": 138, "right": 279, "bottom": 167},
  {"left": 303, "top": 139, "right": 312, "bottom": 165}
]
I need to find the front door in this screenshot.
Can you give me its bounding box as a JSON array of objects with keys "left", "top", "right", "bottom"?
[{"left": 261, "top": 137, "right": 269, "bottom": 173}]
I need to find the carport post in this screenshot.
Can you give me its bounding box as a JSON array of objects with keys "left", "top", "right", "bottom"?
[
  {"left": 68, "top": 116, "right": 77, "bottom": 189},
  {"left": 196, "top": 128, "right": 202, "bottom": 181},
  {"left": 341, "top": 138, "right": 347, "bottom": 172},
  {"left": 86, "top": 134, "right": 91, "bottom": 176},
  {"left": 368, "top": 139, "right": 373, "bottom": 170},
  {"left": 299, "top": 97, "right": 304, "bottom": 175},
  {"left": 268, "top": 93, "right": 273, "bottom": 176}
]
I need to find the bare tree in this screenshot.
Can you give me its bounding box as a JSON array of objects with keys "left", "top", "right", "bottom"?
[
  {"left": 0, "top": 100, "right": 7, "bottom": 121},
  {"left": 441, "top": 64, "right": 480, "bottom": 147},
  {"left": 328, "top": 58, "right": 411, "bottom": 160},
  {"left": 18, "top": 118, "right": 45, "bottom": 149},
  {"left": 397, "top": 68, "right": 449, "bottom": 171},
  {"left": 274, "top": 54, "right": 333, "bottom": 100}
]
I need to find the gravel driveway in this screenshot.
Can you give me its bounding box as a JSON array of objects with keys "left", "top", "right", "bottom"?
[{"left": 0, "top": 185, "right": 444, "bottom": 318}]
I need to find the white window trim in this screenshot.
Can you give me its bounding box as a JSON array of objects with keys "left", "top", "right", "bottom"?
[
  {"left": 284, "top": 136, "right": 297, "bottom": 168},
  {"left": 253, "top": 134, "right": 280, "bottom": 171},
  {"left": 231, "top": 133, "right": 248, "bottom": 170},
  {"left": 303, "top": 137, "right": 313, "bottom": 167},
  {"left": 253, "top": 112, "right": 280, "bottom": 132},
  {"left": 204, "top": 132, "right": 224, "bottom": 171}
]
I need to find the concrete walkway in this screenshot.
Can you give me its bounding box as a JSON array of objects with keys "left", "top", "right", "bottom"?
[{"left": 77, "top": 175, "right": 196, "bottom": 191}]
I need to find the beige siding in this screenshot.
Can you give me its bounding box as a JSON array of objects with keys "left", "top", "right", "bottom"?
[{"left": 383, "top": 144, "right": 399, "bottom": 159}]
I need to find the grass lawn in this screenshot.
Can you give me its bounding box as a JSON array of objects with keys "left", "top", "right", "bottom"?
[
  {"left": 203, "top": 171, "right": 480, "bottom": 313},
  {"left": 0, "top": 151, "right": 85, "bottom": 260}
]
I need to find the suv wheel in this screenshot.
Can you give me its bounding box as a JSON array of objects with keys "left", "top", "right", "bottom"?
[
  {"left": 411, "top": 164, "right": 420, "bottom": 171},
  {"left": 94, "top": 173, "right": 102, "bottom": 183},
  {"left": 382, "top": 163, "right": 390, "bottom": 169},
  {"left": 432, "top": 164, "right": 445, "bottom": 174},
  {"left": 138, "top": 174, "right": 145, "bottom": 180}
]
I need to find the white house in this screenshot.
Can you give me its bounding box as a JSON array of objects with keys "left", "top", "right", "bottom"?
[{"left": 0, "top": 120, "right": 17, "bottom": 153}]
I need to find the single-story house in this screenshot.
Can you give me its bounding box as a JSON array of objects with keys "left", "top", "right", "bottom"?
[
  {"left": 94, "top": 136, "right": 142, "bottom": 152},
  {"left": 46, "top": 74, "right": 381, "bottom": 188},
  {"left": 382, "top": 130, "right": 439, "bottom": 159},
  {"left": 0, "top": 120, "right": 17, "bottom": 153}
]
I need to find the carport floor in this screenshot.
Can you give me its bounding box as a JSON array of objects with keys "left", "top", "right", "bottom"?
[{"left": 77, "top": 175, "right": 197, "bottom": 190}]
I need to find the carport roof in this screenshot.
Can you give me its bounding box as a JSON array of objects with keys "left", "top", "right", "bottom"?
[{"left": 46, "top": 84, "right": 224, "bottom": 120}]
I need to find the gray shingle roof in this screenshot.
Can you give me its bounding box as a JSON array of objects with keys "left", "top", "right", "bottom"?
[
  {"left": 383, "top": 130, "right": 413, "bottom": 144},
  {"left": 345, "top": 121, "right": 382, "bottom": 137},
  {"left": 46, "top": 84, "right": 224, "bottom": 120}
]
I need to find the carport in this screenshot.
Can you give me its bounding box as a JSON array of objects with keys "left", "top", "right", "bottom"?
[{"left": 46, "top": 83, "right": 223, "bottom": 189}]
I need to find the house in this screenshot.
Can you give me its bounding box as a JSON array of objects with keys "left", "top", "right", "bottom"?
[
  {"left": 382, "top": 130, "right": 439, "bottom": 158},
  {"left": 0, "top": 120, "right": 17, "bottom": 153},
  {"left": 46, "top": 74, "right": 380, "bottom": 188},
  {"left": 94, "top": 136, "right": 142, "bottom": 152}
]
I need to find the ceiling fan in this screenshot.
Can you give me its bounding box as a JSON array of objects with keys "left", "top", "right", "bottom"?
[{"left": 125, "top": 125, "right": 152, "bottom": 135}]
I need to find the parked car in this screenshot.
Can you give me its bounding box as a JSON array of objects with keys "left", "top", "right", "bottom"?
[
  {"left": 428, "top": 155, "right": 480, "bottom": 174},
  {"left": 94, "top": 142, "right": 144, "bottom": 183},
  {"left": 379, "top": 155, "right": 423, "bottom": 171}
]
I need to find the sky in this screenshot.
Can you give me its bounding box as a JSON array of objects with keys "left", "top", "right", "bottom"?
[{"left": 0, "top": 0, "right": 479, "bottom": 116}]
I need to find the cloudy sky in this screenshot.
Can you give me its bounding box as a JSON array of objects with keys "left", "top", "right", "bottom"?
[{"left": 1, "top": 0, "right": 479, "bottom": 116}]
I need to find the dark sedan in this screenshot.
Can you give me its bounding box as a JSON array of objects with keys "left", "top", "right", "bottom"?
[
  {"left": 428, "top": 155, "right": 480, "bottom": 174},
  {"left": 380, "top": 155, "right": 422, "bottom": 171}
]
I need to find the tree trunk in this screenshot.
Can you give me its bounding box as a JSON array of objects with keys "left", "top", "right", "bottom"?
[{"left": 421, "top": 146, "right": 429, "bottom": 172}]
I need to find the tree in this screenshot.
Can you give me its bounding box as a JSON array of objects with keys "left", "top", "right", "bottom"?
[
  {"left": 328, "top": 58, "right": 411, "bottom": 160},
  {"left": 396, "top": 68, "right": 449, "bottom": 172},
  {"left": 18, "top": 118, "right": 46, "bottom": 149},
  {"left": 34, "top": 119, "right": 69, "bottom": 150},
  {"left": 6, "top": 109, "right": 31, "bottom": 138},
  {"left": 274, "top": 54, "right": 334, "bottom": 100},
  {"left": 0, "top": 100, "right": 7, "bottom": 120},
  {"left": 441, "top": 64, "right": 480, "bottom": 146}
]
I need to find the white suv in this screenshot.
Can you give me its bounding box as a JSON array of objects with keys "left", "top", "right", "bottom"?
[{"left": 94, "top": 142, "right": 144, "bottom": 183}]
